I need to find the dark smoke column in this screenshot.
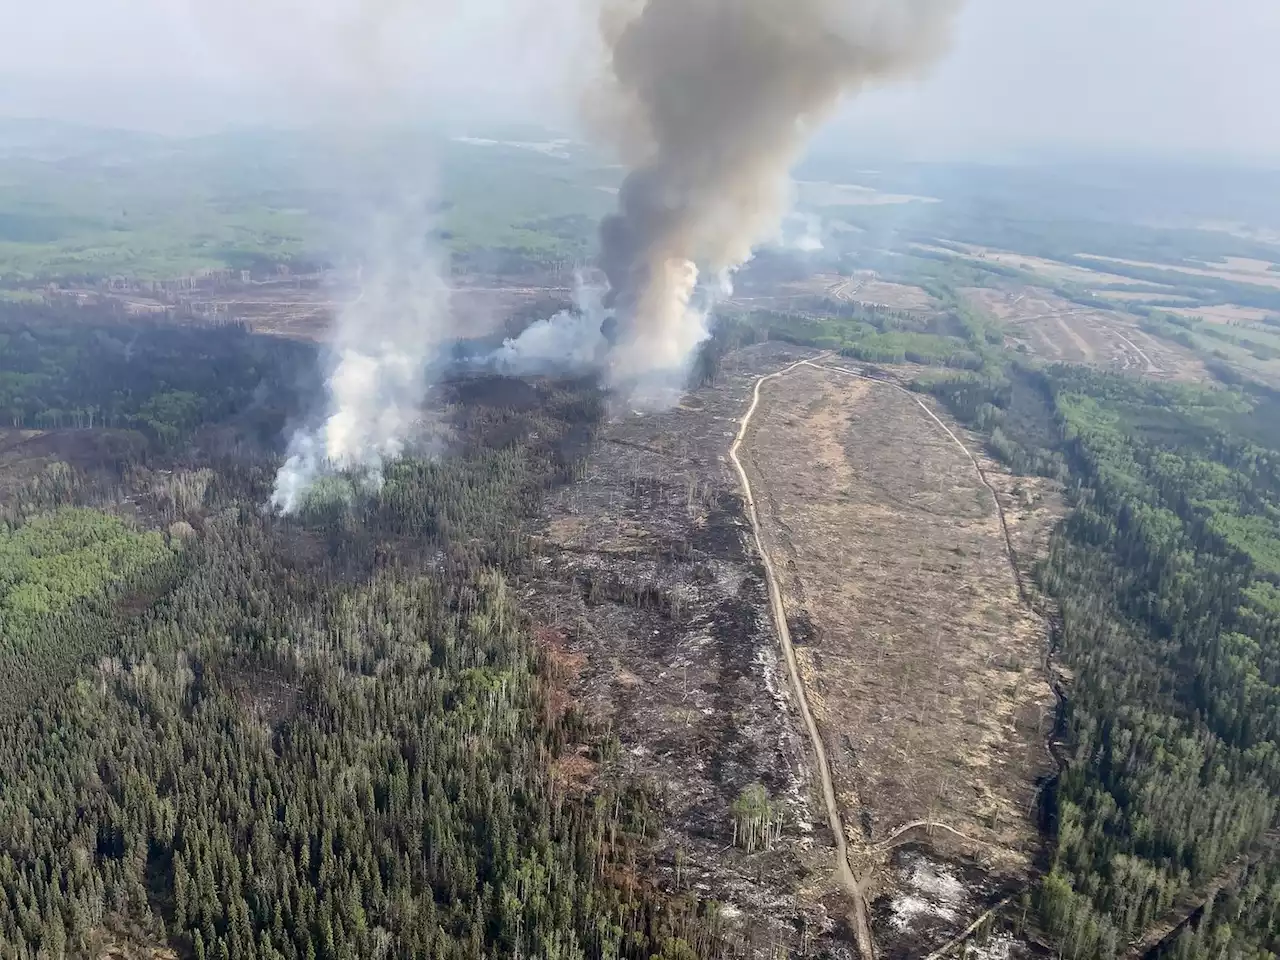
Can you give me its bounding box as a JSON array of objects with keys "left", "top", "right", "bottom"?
[{"left": 594, "top": 0, "right": 960, "bottom": 387}]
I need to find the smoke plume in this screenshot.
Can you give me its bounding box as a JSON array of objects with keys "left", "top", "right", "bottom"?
[
  {"left": 492, "top": 276, "right": 609, "bottom": 377},
  {"left": 188, "top": 0, "right": 459, "bottom": 515},
  {"left": 272, "top": 198, "right": 450, "bottom": 514},
  {"left": 779, "top": 209, "right": 826, "bottom": 253},
  {"left": 591, "top": 0, "right": 960, "bottom": 387}
]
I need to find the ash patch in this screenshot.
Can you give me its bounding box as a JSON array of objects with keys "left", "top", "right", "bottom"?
[
  {"left": 888, "top": 852, "right": 966, "bottom": 932},
  {"left": 523, "top": 343, "right": 839, "bottom": 955},
  {"left": 874, "top": 844, "right": 1028, "bottom": 960}
]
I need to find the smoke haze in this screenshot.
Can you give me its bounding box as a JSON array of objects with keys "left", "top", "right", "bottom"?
[
  {"left": 493, "top": 277, "right": 610, "bottom": 377},
  {"left": 271, "top": 195, "right": 450, "bottom": 513},
  {"left": 590, "top": 0, "right": 960, "bottom": 388}
]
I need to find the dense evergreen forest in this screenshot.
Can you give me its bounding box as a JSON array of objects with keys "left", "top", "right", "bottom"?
[
  {"left": 4, "top": 296, "right": 1280, "bottom": 959},
  {"left": 0, "top": 306, "right": 715, "bottom": 960},
  {"left": 927, "top": 365, "right": 1280, "bottom": 959}
]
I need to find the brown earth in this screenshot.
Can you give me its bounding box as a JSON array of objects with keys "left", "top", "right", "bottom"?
[
  {"left": 44, "top": 273, "right": 569, "bottom": 342},
  {"left": 527, "top": 342, "right": 1065, "bottom": 958},
  {"left": 963, "top": 287, "right": 1208, "bottom": 380},
  {"left": 736, "top": 359, "right": 1063, "bottom": 957}
]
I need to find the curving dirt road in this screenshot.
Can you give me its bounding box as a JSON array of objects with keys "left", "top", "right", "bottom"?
[
  {"left": 730, "top": 354, "right": 1054, "bottom": 960},
  {"left": 728, "top": 353, "right": 877, "bottom": 960}
]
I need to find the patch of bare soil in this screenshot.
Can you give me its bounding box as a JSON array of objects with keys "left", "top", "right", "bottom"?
[
  {"left": 963, "top": 287, "right": 1208, "bottom": 381},
  {"left": 739, "top": 362, "right": 1061, "bottom": 956}
]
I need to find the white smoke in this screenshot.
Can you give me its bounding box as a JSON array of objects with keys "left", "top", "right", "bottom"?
[
  {"left": 491, "top": 276, "right": 609, "bottom": 377},
  {"left": 485, "top": 270, "right": 715, "bottom": 407},
  {"left": 779, "top": 212, "right": 826, "bottom": 253},
  {"left": 271, "top": 202, "right": 449, "bottom": 514},
  {"left": 494, "top": 311, "right": 608, "bottom": 377}
]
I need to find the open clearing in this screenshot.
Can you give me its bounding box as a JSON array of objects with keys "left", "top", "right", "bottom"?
[
  {"left": 1078, "top": 254, "right": 1280, "bottom": 289},
  {"left": 727, "top": 272, "right": 937, "bottom": 314},
  {"left": 964, "top": 287, "right": 1207, "bottom": 380},
  {"left": 527, "top": 341, "right": 1065, "bottom": 958},
  {"left": 1197, "top": 222, "right": 1280, "bottom": 247},
  {"left": 529, "top": 344, "right": 830, "bottom": 955},
  {"left": 818, "top": 273, "right": 939, "bottom": 311},
  {"left": 43, "top": 273, "right": 565, "bottom": 341},
  {"left": 914, "top": 243, "right": 1161, "bottom": 288},
  {"left": 798, "top": 181, "right": 940, "bottom": 207},
  {"left": 738, "top": 360, "right": 1061, "bottom": 955}
]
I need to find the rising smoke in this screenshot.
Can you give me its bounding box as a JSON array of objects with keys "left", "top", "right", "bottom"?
[
  {"left": 779, "top": 210, "right": 826, "bottom": 253},
  {"left": 231, "top": 0, "right": 962, "bottom": 506},
  {"left": 491, "top": 275, "right": 609, "bottom": 377},
  {"left": 185, "top": 0, "right": 469, "bottom": 514},
  {"left": 271, "top": 196, "right": 450, "bottom": 513},
  {"left": 589, "top": 0, "right": 960, "bottom": 389}
]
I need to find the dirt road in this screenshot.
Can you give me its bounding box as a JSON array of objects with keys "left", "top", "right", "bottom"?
[
  {"left": 729, "top": 354, "right": 877, "bottom": 960},
  {"left": 730, "top": 355, "right": 1054, "bottom": 960}
]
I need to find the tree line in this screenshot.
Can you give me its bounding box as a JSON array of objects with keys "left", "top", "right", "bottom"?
[{"left": 926, "top": 363, "right": 1280, "bottom": 959}]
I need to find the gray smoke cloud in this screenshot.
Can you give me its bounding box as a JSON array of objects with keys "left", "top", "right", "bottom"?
[
  {"left": 779, "top": 210, "right": 826, "bottom": 253},
  {"left": 591, "top": 0, "right": 961, "bottom": 388}
]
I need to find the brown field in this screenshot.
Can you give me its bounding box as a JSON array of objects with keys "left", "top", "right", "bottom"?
[
  {"left": 914, "top": 243, "right": 1160, "bottom": 288},
  {"left": 738, "top": 361, "right": 1063, "bottom": 953},
  {"left": 726, "top": 272, "right": 938, "bottom": 315},
  {"left": 46, "top": 274, "right": 565, "bottom": 341},
  {"left": 964, "top": 287, "right": 1208, "bottom": 380},
  {"left": 1078, "top": 254, "right": 1280, "bottom": 289},
  {"left": 742, "top": 364, "right": 1056, "bottom": 860},
  {"left": 779, "top": 273, "right": 937, "bottom": 311},
  {"left": 826, "top": 273, "right": 939, "bottom": 311}
]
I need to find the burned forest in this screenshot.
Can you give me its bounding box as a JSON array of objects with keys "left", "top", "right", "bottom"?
[{"left": 2, "top": 40, "right": 1280, "bottom": 956}]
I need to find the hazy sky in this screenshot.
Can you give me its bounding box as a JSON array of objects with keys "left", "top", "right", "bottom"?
[{"left": 1, "top": 0, "right": 1277, "bottom": 164}]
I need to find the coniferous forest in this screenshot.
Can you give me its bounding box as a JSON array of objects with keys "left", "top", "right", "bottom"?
[
  {"left": 0, "top": 304, "right": 714, "bottom": 960},
  {"left": 2, "top": 296, "right": 1280, "bottom": 960},
  {"left": 929, "top": 364, "right": 1280, "bottom": 959}
]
